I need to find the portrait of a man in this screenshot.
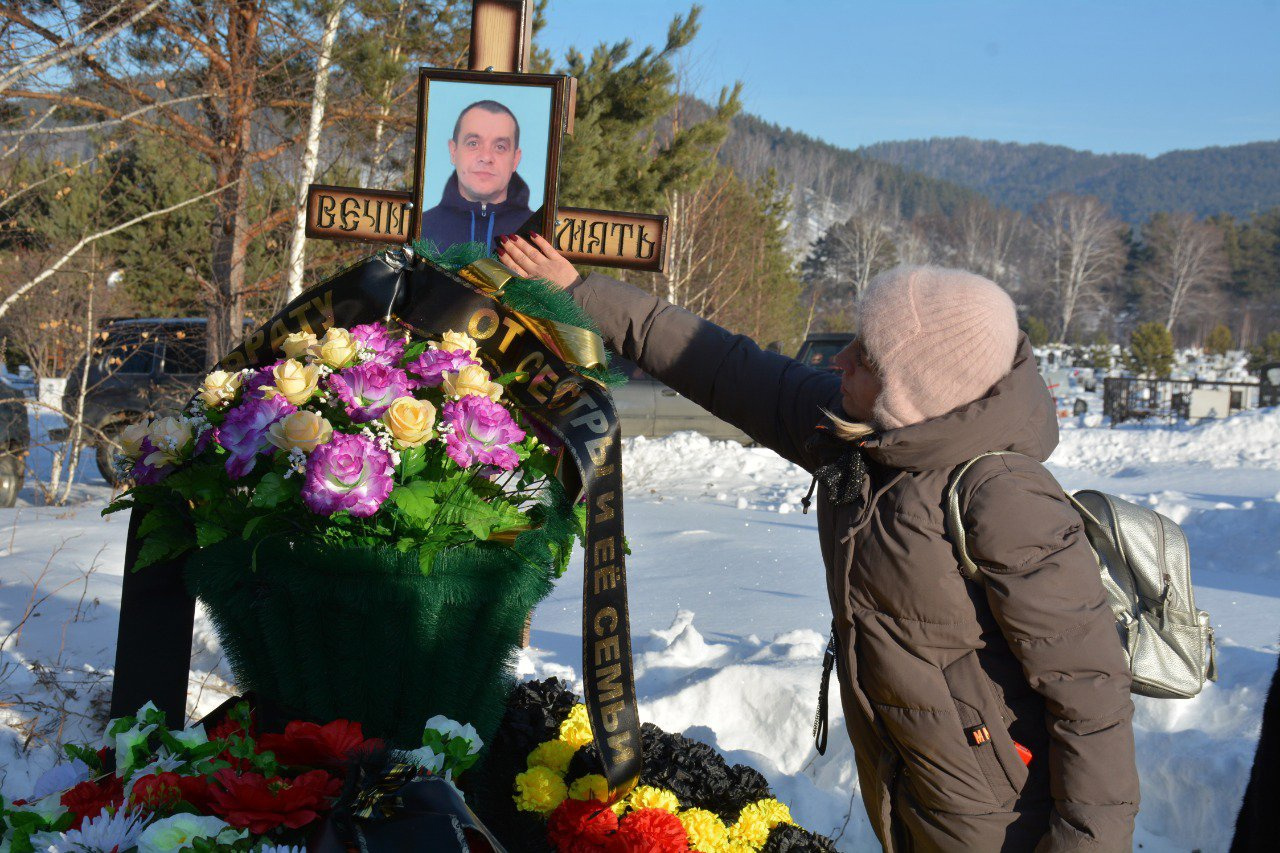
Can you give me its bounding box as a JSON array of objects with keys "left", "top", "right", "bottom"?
[
  {"left": 419, "top": 100, "right": 532, "bottom": 254},
  {"left": 414, "top": 72, "right": 563, "bottom": 255}
]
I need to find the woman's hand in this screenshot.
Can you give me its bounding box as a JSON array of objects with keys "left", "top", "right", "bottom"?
[{"left": 496, "top": 232, "right": 580, "bottom": 290}]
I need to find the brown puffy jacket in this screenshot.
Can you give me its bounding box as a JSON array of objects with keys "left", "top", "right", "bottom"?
[{"left": 570, "top": 272, "right": 1139, "bottom": 852}]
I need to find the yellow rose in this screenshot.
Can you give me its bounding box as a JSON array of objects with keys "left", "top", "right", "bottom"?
[
  {"left": 266, "top": 410, "right": 333, "bottom": 453},
  {"left": 268, "top": 360, "right": 321, "bottom": 405},
  {"left": 310, "top": 327, "right": 359, "bottom": 369},
  {"left": 198, "top": 369, "right": 242, "bottom": 408},
  {"left": 442, "top": 364, "right": 502, "bottom": 401},
  {"left": 118, "top": 421, "right": 151, "bottom": 460},
  {"left": 439, "top": 330, "right": 479, "bottom": 357},
  {"left": 280, "top": 330, "right": 317, "bottom": 359},
  {"left": 382, "top": 397, "right": 436, "bottom": 448},
  {"left": 143, "top": 416, "right": 193, "bottom": 467}
]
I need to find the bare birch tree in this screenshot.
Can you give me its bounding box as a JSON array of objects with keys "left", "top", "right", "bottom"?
[
  {"left": 1142, "top": 212, "right": 1229, "bottom": 332},
  {"left": 1032, "top": 193, "right": 1124, "bottom": 340},
  {"left": 285, "top": 0, "right": 347, "bottom": 303}
]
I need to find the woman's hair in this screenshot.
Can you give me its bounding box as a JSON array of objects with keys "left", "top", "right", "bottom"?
[{"left": 823, "top": 408, "right": 875, "bottom": 441}]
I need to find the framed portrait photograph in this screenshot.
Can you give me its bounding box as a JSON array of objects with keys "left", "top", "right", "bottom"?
[{"left": 412, "top": 68, "right": 567, "bottom": 255}]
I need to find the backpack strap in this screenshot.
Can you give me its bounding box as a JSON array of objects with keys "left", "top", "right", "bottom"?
[{"left": 944, "top": 451, "right": 1023, "bottom": 581}]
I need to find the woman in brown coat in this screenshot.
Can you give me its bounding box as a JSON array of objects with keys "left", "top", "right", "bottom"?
[{"left": 497, "top": 235, "right": 1139, "bottom": 852}]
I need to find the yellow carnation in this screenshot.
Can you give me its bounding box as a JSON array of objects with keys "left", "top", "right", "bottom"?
[
  {"left": 728, "top": 808, "right": 771, "bottom": 846},
  {"left": 678, "top": 808, "right": 728, "bottom": 852},
  {"left": 626, "top": 785, "right": 681, "bottom": 814},
  {"left": 744, "top": 798, "right": 793, "bottom": 828},
  {"left": 513, "top": 766, "right": 567, "bottom": 814},
  {"left": 721, "top": 842, "right": 756, "bottom": 853},
  {"left": 558, "top": 704, "right": 593, "bottom": 750},
  {"left": 527, "top": 739, "right": 576, "bottom": 775},
  {"left": 568, "top": 774, "right": 609, "bottom": 803}
]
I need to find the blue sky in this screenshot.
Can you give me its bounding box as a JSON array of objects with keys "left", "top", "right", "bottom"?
[{"left": 538, "top": 0, "right": 1280, "bottom": 157}]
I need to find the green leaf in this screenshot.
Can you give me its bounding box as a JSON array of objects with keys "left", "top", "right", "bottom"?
[
  {"left": 138, "top": 504, "right": 184, "bottom": 538},
  {"left": 389, "top": 480, "right": 447, "bottom": 523},
  {"left": 242, "top": 515, "right": 265, "bottom": 541},
  {"left": 493, "top": 370, "right": 525, "bottom": 385},
  {"left": 134, "top": 534, "right": 191, "bottom": 571},
  {"left": 195, "top": 523, "right": 229, "bottom": 547},
  {"left": 404, "top": 340, "right": 429, "bottom": 361},
  {"left": 251, "top": 472, "right": 298, "bottom": 509},
  {"left": 396, "top": 445, "right": 428, "bottom": 480},
  {"left": 101, "top": 498, "right": 135, "bottom": 516}
]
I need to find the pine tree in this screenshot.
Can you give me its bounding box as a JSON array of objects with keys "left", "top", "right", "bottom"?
[
  {"left": 1205, "top": 324, "right": 1233, "bottom": 356},
  {"left": 1126, "top": 322, "right": 1175, "bottom": 378}
]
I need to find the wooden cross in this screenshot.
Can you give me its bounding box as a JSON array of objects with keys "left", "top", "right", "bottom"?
[{"left": 304, "top": 0, "right": 669, "bottom": 273}]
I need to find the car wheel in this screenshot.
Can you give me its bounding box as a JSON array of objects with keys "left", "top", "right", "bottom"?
[
  {"left": 0, "top": 451, "right": 23, "bottom": 508},
  {"left": 96, "top": 423, "right": 124, "bottom": 485}
]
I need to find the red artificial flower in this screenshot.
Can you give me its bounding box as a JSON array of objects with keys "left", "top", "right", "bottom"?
[
  {"left": 257, "top": 719, "right": 381, "bottom": 770},
  {"left": 130, "top": 772, "right": 213, "bottom": 814},
  {"left": 206, "top": 711, "right": 255, "bottom": 742},
  {"left": 60, "top": 776, "right": 124, "bottom": 829},
  {"left": 208, "top": 768, "right": 341, "bottom": 834},
  {"left": 608, "top": 808, "right": 689, "bottom": 853},
  {"left": 547, "top": 798, "right": 620, "bottom": 853}
]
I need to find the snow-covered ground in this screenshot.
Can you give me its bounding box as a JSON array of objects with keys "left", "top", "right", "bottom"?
[{"left": 2, "top": 407, "right": 1277, "bottom": 852}]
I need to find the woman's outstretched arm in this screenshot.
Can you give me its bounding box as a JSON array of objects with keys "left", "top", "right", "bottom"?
[{"left": 497, "top": 234, "right": 841, "bottom": 470}]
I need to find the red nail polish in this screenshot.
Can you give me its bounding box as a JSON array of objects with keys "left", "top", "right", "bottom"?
[{"left": 529, "top": 231, "right": 540, "bottom": 240}]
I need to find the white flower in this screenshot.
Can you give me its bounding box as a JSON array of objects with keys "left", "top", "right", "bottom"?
[
  {"left": 8, "top": 791, "right": 67, "bottom": 824},
  {"left": 402, "top": 746, "right": 445, "bottom": 773},
  {"left": 136, "top": 815, "right": 242, "bottom": 853},
  {"left": 168, "top": 725, "right": 209, "bottom": 750},
  {"left": 256, "top": 846, "right": 308, "bottom": 853},
  {"left": 113, "top": 722, "right": 157, "bottom": 776},
  {"left": 30, "top": 759, "right": 90, "bottom": 799},
  {"left": 422, "top": 715, "right": 482, "bottom": 755},
  {"left": 29, "top": 807, "right": 148, "bottom": 853}
]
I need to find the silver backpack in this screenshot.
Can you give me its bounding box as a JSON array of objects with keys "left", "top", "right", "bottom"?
[{"left": 946, "top": 451, "right": 1218, "bottom": 699}]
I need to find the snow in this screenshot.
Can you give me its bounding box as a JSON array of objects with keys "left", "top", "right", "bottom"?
[{"left": 3, "top": 404, "right": 1278, "bottom": 853}]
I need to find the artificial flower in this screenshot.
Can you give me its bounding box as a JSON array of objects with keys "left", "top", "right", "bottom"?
[
  {"left": 569, "top": 774, "right": 609, "bottom": 803},
  {"left": 328, "top": 362, "right": 412, "bottom": 422},
  {"left": 118, "top": 421, "right": 152, "bottom": 460},
  {"left": 266, "top": 359, "right": 323, "bottom": 405},
  {"left": 351, "top": 323, "right": 405, "bottom": 366},
  {"left": 728, "top": 806, "right": 771, "bottom": 846},
  {"left": 243, "top": 360, "right": 285, "bottom": 400},
  {"left": 280, "top": 330, "right": 318, "bottom": 359},
  {"left": 547, "top": 797, "right": 619, "bottom": 853},
  {"left": 167, "top": 725, "right": 210, "bottom": 751},
  {"left": 513, "top": 765, "right": 568, "bottom": 814},
  {"left": 558, "top": 704, "right": 594, "bottom": 751},
  {"left": 130, "top": 438, "right": 172, "bottom": 484},
  {"left": 625, "top": 785, "right": 681, "bottom": 814},
  {"left": 143, "top": 417, "right": 193, "bottom": 468},
  {"left": 740, "top": 797, "right": 792, "bottom": 829},
  {"left": 208, "top": 769, "right": 340, "bottom": 835},
  {"left": 130, "top": 772, "right": 213, "bottom": 813},
  {"left": 111, "top": 718, "right": 159, "bottom": 776},
  {"left": 257, "top": 719, "right": 378, "bottom": 770},
  {"left": 310, "top": 327, "right": 360, "bottom": 369},
  {"left": 406, "top": 347, "right": 477, "bottom": 388},
  {"left": 135, "top": 813, "right": 243, "bottom": 853},
  {"left": 266, "top": 410, "right": 334, "bottom": 453},
  {"left": 29, "top": 807, "right": 148, "bottom": 853},
  {"left": 423, "top": 715, "right": 482, "bottom": 755},
  {"left": 199, "top": 369, "right": 243, "bottom": 408},
  {"left": 382, "top": 396, "right": 436, "bottom": 448},
  {"left": 301, "top": 433, "right": 394, "bottom": 517},
  {"left": 60, "top": 776, "right": 124, "bottom": 829},
  {"left": 678, "top": 808, "right": 728, "bottom": 853},
  {"left": 439, "top": 330, "right": 479, "bottom": 356},
  {"left": 527, "top": 739, "right": 577, "bottom": 775},
  {"left": 403, "top": 746, "right": 446, "bottom": 773},
  {"left": 442, "top": 363, "right": 503, "bottom": 401},
  {"left": 441, "top": 396, "right": 524, "bottom": 472},
  {"left": 30, "top": 759, "right": 91, "bottom": 799},
  {"left": 609, "top": 808, "right": 689, "bottom": 853},
  {"left": 217, "top": 394, "right": 296, "bottom": 480}
]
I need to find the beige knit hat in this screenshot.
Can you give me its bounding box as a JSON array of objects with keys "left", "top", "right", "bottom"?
[{"left": 857, "top": 266, "right": 1019, "bottom": 430}]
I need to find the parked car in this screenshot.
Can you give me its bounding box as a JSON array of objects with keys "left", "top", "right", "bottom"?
[
  {"left": 795, "top": 332, "right": 854, "bottom": 371},
  {"left": 610, "top": 357, "right": 750, "bottom": 444},
  {"left": 62, "top": 318, "right": 211, "bottom": 484},
  {"left": 0, "top": 376, "right": 30, "bottom": 506}
]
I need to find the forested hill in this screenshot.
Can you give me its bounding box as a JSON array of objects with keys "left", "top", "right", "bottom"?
[
  {"left": 857, "top": 137, "right": 1280, "bottom": 222},
  {"left": 718, "top": 111, "right": 982, "bottom": 220}
]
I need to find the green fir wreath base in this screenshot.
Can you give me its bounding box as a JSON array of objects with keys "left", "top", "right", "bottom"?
[{"left": 184, "top": 535, "right": 556, "bottom": 749}]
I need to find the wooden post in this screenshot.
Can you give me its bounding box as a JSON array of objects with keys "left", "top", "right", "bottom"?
[{"left": 470, "top": 0, "right": 531, "bottom": 73}]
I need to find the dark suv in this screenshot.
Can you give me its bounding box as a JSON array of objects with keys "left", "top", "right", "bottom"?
[
  {"left": 795, "top": 332, "right": 854, "bottom": 371},
  {"left": 0, "top": 376, "right": 30, "bottom": 506},
  {"left": 63, "top": 318, "right": 209, "bottom": 484}
]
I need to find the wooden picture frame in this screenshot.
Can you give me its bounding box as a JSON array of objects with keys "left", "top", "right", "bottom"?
[{"left": 412, "top": 68, "right": 566, "bottom": 252}]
